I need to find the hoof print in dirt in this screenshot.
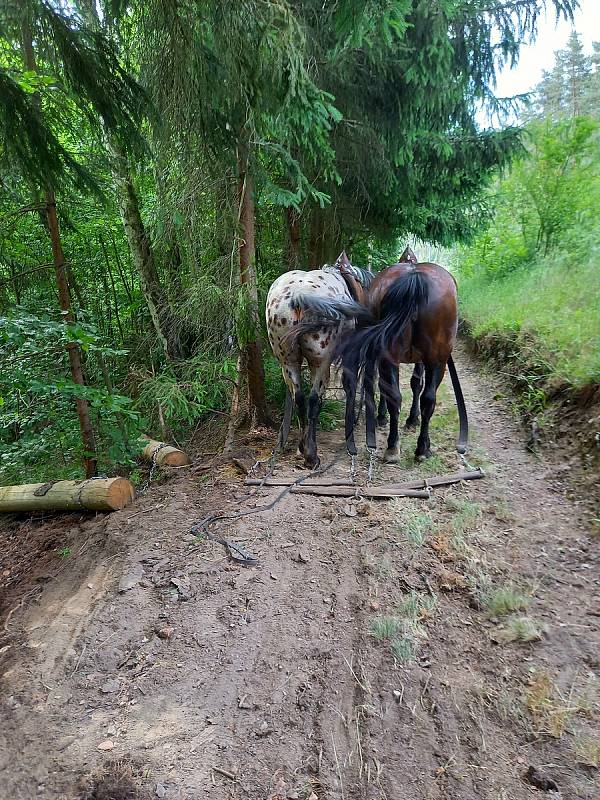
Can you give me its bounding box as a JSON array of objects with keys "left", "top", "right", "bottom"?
[
  {"left": 100, "top": 678, "right": 121, "bottom": 694},
  {"left": 523, "top": 765, "right": 559, "bottom": 792}
]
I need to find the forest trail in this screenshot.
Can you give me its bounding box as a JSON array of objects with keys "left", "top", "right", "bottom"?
[{"left": 1, "top": 344, "right": 599, "bottom": 800}]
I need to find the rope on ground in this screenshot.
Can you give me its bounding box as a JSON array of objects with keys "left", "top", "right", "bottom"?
[{"left": 190, "top": 445, "right": 350, "bottom": 566}]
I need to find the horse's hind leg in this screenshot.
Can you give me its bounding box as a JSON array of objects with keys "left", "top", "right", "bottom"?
[
  {"left": 415, "top": 362, "right": 444, "bottom": 460},
  {"left": 276, "top": 388, "right": 294, "bottom": 452},
  {"left": 342, "top": 349, "right": 359, "bottom": 456},
  {"left": 364, "top": 358, "right": 377, "bottom": 451},
  {"left": 281, "top": 362, "right": 306, "bottom": 455},
  {"left": 377, "top": 368, "right": 388, "bottom": 428},
  {"left": 380, "top": 360, "right": 401, "bottom": 463},
  {"left": 405, "top": 362, "right": 424, "bottom": 430},
  {"left": 303, "top": 361, "right": 329, "bottom": 470}
]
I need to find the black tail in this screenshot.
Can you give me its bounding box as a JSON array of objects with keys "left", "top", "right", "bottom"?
[
  {"left": 338, "top": 270, "right": 429, "bottom": 369},
  {"left": 447, "top": 354, "right": 468, "bottom": 454},
  {"left": 281, "top": 293, "right": 372, "bottom": 350}
]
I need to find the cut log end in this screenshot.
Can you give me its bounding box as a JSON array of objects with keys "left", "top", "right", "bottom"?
[
  {"left": 140, "top": 437, "right": 191, "bottom": 467},
  {"left": 104, "top": 477, "right": 137, "bottom": 510}
]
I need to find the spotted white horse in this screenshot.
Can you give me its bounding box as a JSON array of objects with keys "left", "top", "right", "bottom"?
[{"left": 266, "top": 252, "right": 373, "bottom": 469}]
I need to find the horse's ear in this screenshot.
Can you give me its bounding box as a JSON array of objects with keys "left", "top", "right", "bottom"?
[{"left": 336, "top": 250, "right": 351, "bottom": 267}]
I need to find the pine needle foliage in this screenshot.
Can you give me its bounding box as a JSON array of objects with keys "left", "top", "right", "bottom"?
[{"left": 0, "top": 0, "right": 148, "bottom": 192}]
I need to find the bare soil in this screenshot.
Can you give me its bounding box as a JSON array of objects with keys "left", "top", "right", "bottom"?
[{"left": 1, "top": 344, "right": 599, "bottom": 800}]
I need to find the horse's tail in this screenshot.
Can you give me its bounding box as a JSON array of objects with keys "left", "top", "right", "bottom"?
[
  {"left": 281, "top": 294, "right": 373, "bottom": 349},
  {"left": 339, "top": 270, "right": 429, "bottom": 370},
  {"left": 447, "top": 354, "right": 468, "bottom": 453}
]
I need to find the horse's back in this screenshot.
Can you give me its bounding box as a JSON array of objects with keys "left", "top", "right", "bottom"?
[
  {"left": 371, "top": 262, "right": 458, "bottom": 363},
  {"left": 266, "top": 268, "right": 350, "bottom": 362}
]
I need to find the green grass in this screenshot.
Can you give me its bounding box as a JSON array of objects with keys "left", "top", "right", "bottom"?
[
  {"left": 483, "top": 584, "right": 530, "bottom": 617},
  {"left": 369, "top": 592, "right": 436, "bottom": 664},
  {"left": 370, "top": 616, "right": 401, "bottom": 640},
  {"left": 459, "top": 254, "right": 600, "bottom": 387},
  {"left": 403, "top": 511, "right": 433, "bottom": 547},
  {"left": 506, "top": 616, "right": 542, "bottom": 642}
]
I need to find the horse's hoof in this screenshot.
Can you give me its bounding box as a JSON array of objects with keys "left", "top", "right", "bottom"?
[
  {"left": 404, "top": 419, "right": 418, "bottom": 431},
  {"left": 383, "top": 447, "right": 400, "bottom": 464},
  {"left": 304, "top": 457, "right": 320, "bottom": 470},
  {"left": 415, "top": 449, "right": 432, "bottom": 462},
  {"left": 377, "top": 417, "right": 387, "bottom": 429}
]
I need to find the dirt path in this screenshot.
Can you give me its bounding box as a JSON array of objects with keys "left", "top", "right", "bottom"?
[{"left": 1, "top": 344, "right": 599, "bottom": 800}]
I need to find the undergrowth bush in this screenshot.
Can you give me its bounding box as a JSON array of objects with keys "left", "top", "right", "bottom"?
[
  {"left": 0, "top": 311, "right": 145, "bottom": 483},
  {"left": 455, "top": 115, "right": 600, "bottom": 390}
]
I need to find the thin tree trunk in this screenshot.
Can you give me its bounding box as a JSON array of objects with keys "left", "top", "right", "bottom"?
[
  {"left": 99, "top": 233, "right": 125, "bottom": 343},
  {"left": 223, "top": 351, "right": 243, "bottom": 455},
  {"left": 46, "top": 193, "right": 98, "bottom": 478},
  {"left": 237, "top": 133, "right": 268, "bottom": 425},
  {"left": 80, "top": 0, "right": 182, "bottom": 362},
  {"left": 108, "top": 141, "right": 183, "bottom": 361},
  {"left": 285, "top": 207, "right": 301, "bottom": 269},
  {"left": 8, "top": 261, "right": 22, "bottom": 304},
  {"left": 308, "top": 207, "right": 324, "bottom": 268},
  {"left": 21, "top": 18, "right": 97, "bottom": 478},
  {"left": 109, "top": 229, "right": 134, "bottom": 304}
]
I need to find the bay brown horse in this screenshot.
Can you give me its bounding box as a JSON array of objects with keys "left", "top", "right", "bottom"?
[
  {"left": 376, "top": 246, "right": 423, "bottom": 430},
  {"left": 341, "top": 260, "right": 468, "bottom": 462}
]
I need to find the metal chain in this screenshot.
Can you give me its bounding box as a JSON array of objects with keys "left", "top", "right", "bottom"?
[
  {"left": 74, "top": 475, "right": 108, "bottom": 508},
  {"left": 138, "top": 442, "right": 169, "bottom": 495},
  {"left": 367, "top": 447, "right": 377, "bottom": 484},
  {"left": 349, "top": 453, "right": 357, "bottom": 483}
]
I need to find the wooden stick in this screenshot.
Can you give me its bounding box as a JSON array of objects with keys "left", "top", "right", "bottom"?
[
  {"left": 289, "top": 486, "right": 430, "bottom": 499},
  {"left": 139, "top": 436, "right": 191, "bottom": 467},
  {"left": 0, "top": 478, "right": 135, "bottom": 513},
  {"left": 212, "top": 767, "right": 237, "bottom": 781}
]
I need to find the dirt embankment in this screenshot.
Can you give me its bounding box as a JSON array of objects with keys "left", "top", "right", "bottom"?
[
  {"left": 1, "top": 344, "right": 599, "bottom": 800},
  {"left": 461, "top": 323, "right": 600, "bottom": 510}
]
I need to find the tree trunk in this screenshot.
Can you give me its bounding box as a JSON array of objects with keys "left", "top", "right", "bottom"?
[
  {"left": 285, "top": 207, "right": 301, "bottom": 269},
  {"left": 108, "top": 141, "right": 183, "bottom": 361},
  {"left": 237, "top": 134, "right": 268, "bottom": 425},
  {"left": 309, "top": 207, "right": 342, "bottom": 267},
  {"left": 79, "top": 0, "right": 182, "bottom": 362},
  {"left": 21, "top": 18, "right": 97, "bottom": 479},
  {"left": 46, "top": 194, "right": 98, "bottom": 478},
  {"left": 308, "top": 207, "right": 325, "bottom": 268}
]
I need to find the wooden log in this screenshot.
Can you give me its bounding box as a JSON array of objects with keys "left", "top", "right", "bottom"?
[
  {"left": 140, "top": 436, "right": 191, "bottom": 467},
  {"left": 245, "top": 468, "right": 484, "bottom": 490},
  {"left": 0, "top": 478, "right": 135, "bottom": 513}
]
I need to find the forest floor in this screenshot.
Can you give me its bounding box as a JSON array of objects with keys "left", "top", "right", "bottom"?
[{"left": 1, "top": 343, "right": 599, "bottom": 800}]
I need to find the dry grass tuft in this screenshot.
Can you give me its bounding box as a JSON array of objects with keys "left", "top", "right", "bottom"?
[
  {"left": 573, "top": 736, "right": 600, "bottom": 768},
  {"left": 524, "top": 672, "right": 590, "bottom": 739}
]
